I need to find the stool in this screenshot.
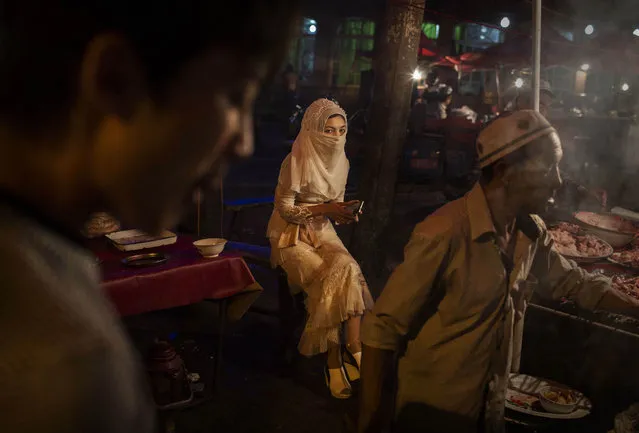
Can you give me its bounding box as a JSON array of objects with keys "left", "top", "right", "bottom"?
[{"left": 276, "top": 268, "right": 306, "bottom": 366}]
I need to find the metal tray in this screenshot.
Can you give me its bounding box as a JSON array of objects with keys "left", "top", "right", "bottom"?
[{"left": 122, "top": 253, "right": 168, "bottom": 267}]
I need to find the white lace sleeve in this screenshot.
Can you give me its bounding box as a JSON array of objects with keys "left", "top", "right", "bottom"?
[{"left": 275, "top": 183, "right": 313, "bottom": 224}]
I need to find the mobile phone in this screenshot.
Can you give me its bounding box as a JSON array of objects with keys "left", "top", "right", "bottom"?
[{"left": 346, "top": 200, "right": 364, "bottom": 215}]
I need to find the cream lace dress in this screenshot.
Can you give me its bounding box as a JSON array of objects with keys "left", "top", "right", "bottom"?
[{"left": 267, "top": 155, "right": 373, "bottom": 356}]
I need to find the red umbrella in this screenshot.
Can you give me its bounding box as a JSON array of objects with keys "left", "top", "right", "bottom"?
[
  {"left": 419, "top": 33, "right": 440, "bottom": 58},
  {"left": 432, "top": 55, "right": 479, "bottom": 72}
]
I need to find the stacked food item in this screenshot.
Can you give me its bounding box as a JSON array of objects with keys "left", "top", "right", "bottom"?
[
  {"left": 551, "top": 213, "right": 639, "bottom": 301},
  {"left": 610, "top": 248, "right": 639, "bottom": 269},
  {"left": 548, "top": 222, "right": 613, "bottom": 259},
  {"left": 611, "top": 275, "right": 639, "bottom": 301}
]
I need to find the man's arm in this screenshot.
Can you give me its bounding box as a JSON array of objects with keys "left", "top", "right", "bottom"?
[
  {"left": 593, "top": 286, "right": 639, "bottom": 319},
  {"left": 359, "top": 345, "right": 395, "bottom": 433},
  {"left": 532, "top": 220, "right": 639, "bottom": 316},
  {"left": 358, "top": 217, "right": 453, "bottom": 433}
]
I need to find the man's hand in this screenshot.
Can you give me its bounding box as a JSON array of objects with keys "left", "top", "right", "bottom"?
[{"left": 597, "top": 288, "right": 639, "bottom": 320}]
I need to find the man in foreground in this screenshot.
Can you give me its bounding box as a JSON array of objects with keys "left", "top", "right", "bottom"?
[
  {"left": 358, "top": 110, "right": 639, "bottom": 433},
  {"left": 0, "top": 1, "right": 298, "bottom": 432}
]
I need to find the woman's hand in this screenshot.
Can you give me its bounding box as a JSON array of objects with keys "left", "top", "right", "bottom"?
[{"left": 321, "top": 201, "right": 358, "bottom": 225}]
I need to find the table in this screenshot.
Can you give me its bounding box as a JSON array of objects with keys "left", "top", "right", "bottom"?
[{"left": 90, "top": 235, "right": 262, "bottom": 400}]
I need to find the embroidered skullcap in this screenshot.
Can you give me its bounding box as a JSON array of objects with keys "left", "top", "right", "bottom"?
[{"left": 477, "top": 110, "right": 556, "bottom": 168}]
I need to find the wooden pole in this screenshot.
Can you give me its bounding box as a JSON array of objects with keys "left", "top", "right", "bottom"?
[
  {"left": 495, "top": 67, "right": 502, "bottom": 112},
  {"left": 219, "top": 176, "right": 224, "bottom": 238},
  {"left": 532, "top": 0, "right": 542, "bottom": 112},
  {"left": 350, "top": 0, "right": 426, "bottom": 286},
  {"left": 196, "top": 190, "right": 201, "bottom": 238}
]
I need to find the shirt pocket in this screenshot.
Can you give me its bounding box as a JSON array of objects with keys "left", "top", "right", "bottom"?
[{"left": 455, "top": 250, "right": 507, "bottom": 318}]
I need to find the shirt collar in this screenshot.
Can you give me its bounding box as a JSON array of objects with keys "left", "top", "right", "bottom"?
[
  {"left": 466, "top": 183, "right": 497, "bottom": 241},
  {"left": 466, "top": 183, "right": 542, "bottom": 242}
]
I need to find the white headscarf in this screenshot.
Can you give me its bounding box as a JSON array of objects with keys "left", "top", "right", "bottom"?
[{"left": 284, "top": 98, "right": 349, "bottom": 200}]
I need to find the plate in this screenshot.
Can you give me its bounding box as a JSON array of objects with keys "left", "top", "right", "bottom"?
[
  {"left": 608, "top": 247, "right": 639, "bottom": 270},
  {"left": 562, "top": 249, "right": 612, "bottom": 264},
  {"left": 122, "top": 253, "right": 168, "bottom": 267},
  {"left": 608, "top": 255, "right": 639, "bottom": 270},
  {"left": 548, "top": 223, "right": 613, "bottom": 263},
  {"left": 505, "top": 374, "right": 591, "bottom": 420},
  {"left": 582, "top": 262, "right": 637, "bottom": 278}
]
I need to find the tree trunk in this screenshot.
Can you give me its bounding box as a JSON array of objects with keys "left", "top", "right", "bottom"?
[{"left": 350, "top": 0, "right": 425, "bottom": 286}]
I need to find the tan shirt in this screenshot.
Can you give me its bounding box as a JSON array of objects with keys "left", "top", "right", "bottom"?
[
  {"left": 0, "top": 201, "right": 155, "bottom": 433},
  {"left": 361, "top": 183, "right": 610, "bottom": 431}
]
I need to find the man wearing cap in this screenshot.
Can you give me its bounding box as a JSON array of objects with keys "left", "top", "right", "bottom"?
[
  {"left": 358, "top": 110, "right": 639, "bottom": 433},
  {"left": 506, "top": 81, "right": 607, "bottom": 215}
]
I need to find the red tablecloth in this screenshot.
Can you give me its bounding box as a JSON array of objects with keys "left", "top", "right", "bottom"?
[{"left": 90, "top": 235, "right": 262, "bottom": 319}]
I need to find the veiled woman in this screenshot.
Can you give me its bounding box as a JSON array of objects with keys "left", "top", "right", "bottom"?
[{"left": 267, "top": 98, "right": 373, "bottom": 399}]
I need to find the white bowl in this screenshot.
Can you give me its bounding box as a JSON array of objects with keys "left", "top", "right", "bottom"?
[
  {"left": 574, "top": 212, "right": 636, "bottom": 248},
  {"left": 193, "top": 238, "right": 227, "bottom": 258},
  {"left": 538, "top": 386, "right": 578, "bottom": 414},
  {"left": 581, "top": 226, "right": 634, "bottom": 249}
]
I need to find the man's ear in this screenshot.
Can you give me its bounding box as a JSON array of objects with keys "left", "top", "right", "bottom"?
[
  {"left": 493, "top": 160, "right": 511, "bottom": 185},
  {"left": 78, "top": 33, "right": 147, "bottom": 120}
]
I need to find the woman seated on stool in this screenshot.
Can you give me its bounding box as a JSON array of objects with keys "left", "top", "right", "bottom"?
[{"left": 266, "top": 98, "right": 373, "bottom": 399}]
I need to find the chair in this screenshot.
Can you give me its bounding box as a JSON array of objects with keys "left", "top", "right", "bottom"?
[{"left": 223, "top": 197, "right": 274, "bottom": 241}]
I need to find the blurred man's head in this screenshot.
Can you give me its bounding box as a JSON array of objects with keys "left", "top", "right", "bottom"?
[
  {"left": 515, "top": 81, "right": 554, "bottom": 117},
  {"left": 0, "top": 1, "right": 299, "bottom": 233},
  {"left": 478, "top": 110, "right": 563, "bottom": 215},
  {"left": 439, "top": 85, "right": 453, "bottom": 106}
]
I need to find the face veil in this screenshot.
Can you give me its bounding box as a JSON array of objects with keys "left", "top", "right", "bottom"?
[{"left": 285, "top": 98, "right": 349, "bottom": 200}]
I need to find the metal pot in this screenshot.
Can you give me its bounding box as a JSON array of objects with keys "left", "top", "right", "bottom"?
[{"left": 146, "top": 340, "right": 191, "bottom": 408}]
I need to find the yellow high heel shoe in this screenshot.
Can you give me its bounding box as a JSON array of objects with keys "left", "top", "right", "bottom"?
[
  {"left": 343, "top": 349, "right": 361, "bottom": 382},
  {"left": 324, "top": 364, "right": 352, "bottom": 399}
]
